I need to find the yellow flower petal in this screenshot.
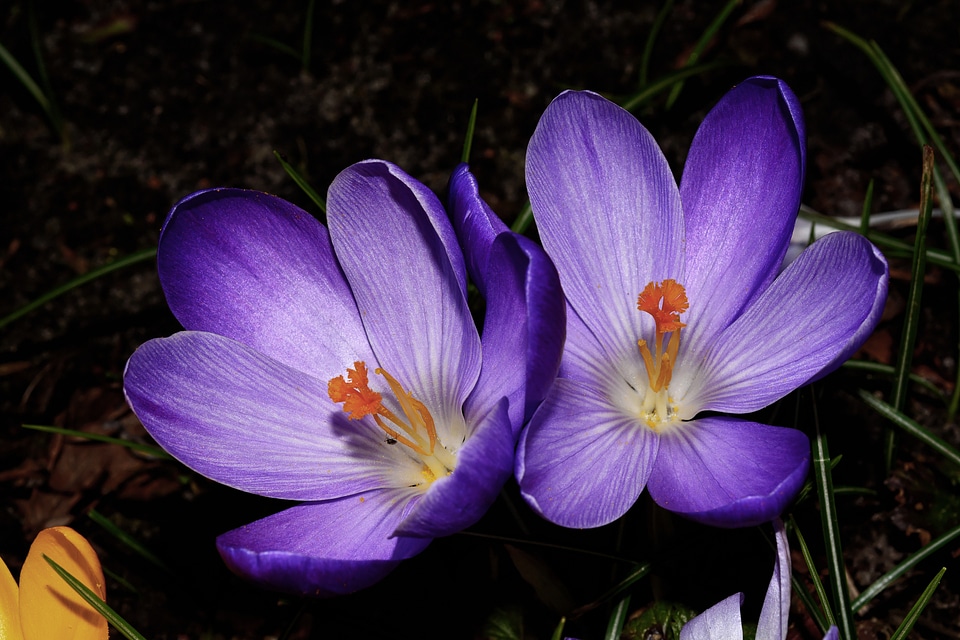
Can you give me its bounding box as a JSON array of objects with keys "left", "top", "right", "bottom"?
[
  {"left": 0, "top": 554, "right": 25, "bottom": 640},
  {"left": 19, "top": 527, "right": 108, "bottom": 640}
]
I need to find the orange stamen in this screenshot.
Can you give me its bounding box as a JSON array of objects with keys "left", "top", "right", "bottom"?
[
  {"left": 636, "top": 280, "right": 688, "bottom": 391},
  {"left": 328, "top": 361, "right": 437, "bottom": 456}
]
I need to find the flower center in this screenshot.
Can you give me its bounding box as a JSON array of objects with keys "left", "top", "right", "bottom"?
[
  {"left": 635, "top": 279, "right": 688, "bottom": 430},
  {"left": 328, "top": 361, "right": 455, "bottom": 484}
]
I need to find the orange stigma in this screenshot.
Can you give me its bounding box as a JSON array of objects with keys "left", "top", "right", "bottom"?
[
  {"left": 328, "top": 361, "right": 438, "bottom": 456},
  {"left": 636, "top": 280, "right": 688, "bottom": 392}
]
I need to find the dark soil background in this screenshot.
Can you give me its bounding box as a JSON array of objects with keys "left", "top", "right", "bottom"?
[{"left": 1, "top": 1, "right": 959, "bottom": 638}]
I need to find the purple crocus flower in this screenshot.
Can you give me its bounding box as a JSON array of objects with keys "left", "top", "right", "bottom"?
[
  {"left": 123, "top": 160, "right": 564, "bottom": 596},
  {"left": 517, "top": 77, "right": 889, "bottom": 528},
  {"left": 681, "top": 519, "right": 839, "bottom": 640}
]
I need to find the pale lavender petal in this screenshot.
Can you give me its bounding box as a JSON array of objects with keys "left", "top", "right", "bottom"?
[
  {"left": 682, "top": 232, "right": 888, "bottom": 415},
  {"left": 465, "top": 233, "right": 565, "bottom": 432},
  {"left": 216, "top": 489, "right": 431, "bottom": 596},
  {"left": 680, "top": 77, "right": 805, "bottom": 356},
  {"left": 757, "top": 518, "right": 790, "bottom": 640},
  {"left": 395, "top": 400, "right": 513, "bottom": 538},
  {"left": 158, "top": 188, "right": 374, "bottom": 380},
  {"left": 824, "top": 627, "right": 840, "bottom": 640},
  {"left": 527, "top": 90, "right": 684, "bottom": 363},
  {"left": 448, "top": 163, "right": 510, "bottom": 297},
  {"left": 124, "top": 331, "right": 402, "bottom": 500},
  {"left": 647, "top": 418, "right": 809, "bottom": 528},
  {"left": 516, "top": 378, "right": 658, "bottom": 528},
  {"left": 327, "top": 161, "right": 481, "bottom": 436},
  {"left": 680, "top": 593, "right": 744, "bottom": 640}
]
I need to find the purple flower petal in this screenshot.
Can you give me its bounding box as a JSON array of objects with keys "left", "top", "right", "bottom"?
[
  {"left": 757, "top": 518, "right": 790, "bottom": 640},
  {"left": 516, "top": 379, "right": 658, "bottom": 528},
  {"left": 124, "top": 331, "right": 407, "bottom": 500},
  {"left": 647, "top": 417, "right": 809, "bottom": 528},
  {"left": 448, "top": 163, "right": 510, "bottom": 297},
  {"left": 395, "top": 400, "right": 513, "bottom": 538},
  {"left": 327, "top": 161, "right": 481, "bottom": 436},
  {"left": 680, "top": 593, "right": 744, "bottom": 640},
  {"left": 684, "top": 231, "right": 888, "bottom": 415},
  {"left": 526, "top": 90, "right": 684, "bottom": 363},
  {"left": 465, "top": 232, "right": 565, "bottom": 432},
  {"left": 216, "top": 490, "right": 431, "bottom": 597},
  {"left": 680, "top": 77, "right": 805, "bottom": 357},
  {"left": 158, "top": 188, "right": 374, "bottom": 380},
  {"left": 824, "top": 627, "right": 840, "bottom": 640}
]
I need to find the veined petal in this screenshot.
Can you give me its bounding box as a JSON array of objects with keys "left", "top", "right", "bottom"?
[
  {"left": 757, "top": 519, "right": 790, "bottom": 640},
  {"left": 216, "top": 491, "right": 432, "bottom": 597},
  {"left": 124, "top": 332, "right": 406, "bottom": 500},
  {"left": 158, "top": 188, "right": 374, "bottom": 380},
  {"left": 465, "top": 233, "right": 565, "bottom": 432},
  {"left": 647, "top": 418, "right": 809, "bottom": 528},
  {"left": 448, "top": 163, "right": 510, "bottom": 297},
  {"left": 516, "top": 379, "right": 658, "bottom": 528},
  {"left": 680, "top": 593, "right": 744, "bottom": 640},
  {"left": 327, "top": 161, "right": 480, "bottom": 438},
  {"left": 0, "top": 556, "right": 23, "bottom": 640},
  {"left": 683, "top": 232, "right": 888, "bottom": 414},
  {"left": 19, "top": 527, "right": 107, "bottom": 640},
  {"left": 680, "top": 77, "right": 805, "bottom": 357},
  {"left": 395, "top": 400, "right": 513, "bottom": 538},
  {"left": 526, "top": 90, "right": 684, "bottom": 362}
]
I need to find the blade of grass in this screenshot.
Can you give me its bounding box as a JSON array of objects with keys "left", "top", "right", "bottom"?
[
  {"left": 857, "top": 390, "right": 960, "bottom": 469},
  {"left": 0, "top": 41, "right": 51, "bottom": 114},
  {"left": 550, "top": 617, "right": 567, "bottom": 640},
  {"left": 511, "top": 201, "right": 533, "bottom": 234},
  {"left": 88, "top": 509, "right": 173, "bottom": 574},
  {"left": 604, "top": 594, "right": 631, "bottom": 640},
  {"left": 621, "top": 61, "right": 728, "bottom": 112},
  {"left": 0, "top": 247, "right": 157, "bottom": 330},
  {"left": 28, "top": 1, "right": 63, "bottom": 141},
  {"left": 461, "top": 99, "right": 479, "bottom": 164},
  {"left": 858, "top": 179, "right": 874, "bottom": 236},
  {"left": 886, "top": 146, "right": 935, "bottom": 471},
  {"left": 247, "top": 33, "right": 300, "bottom": 58},
  {"left": 301, "top": 0, "right": 316, "bottom": 73},
  {"left": 22, "top": 424, "right": 172, "bottom": 459},
  {"left": 888, "top": 567, "right": 946, "bottom": 640},
  {"left": 789, "top": 516, "right": 836, "bottom": 632},
  {"left": 812, "top": 423, "right": 856, "bottom": 640},
  {"left": 273, "top": 150, "right": 326, "bottom": 213},
  {"left": 853, "top": 523, "right": 959, "bottom": 611},
  {"left": 570, "top": 562, "right": 652, "bottom": 618},
  {"left": 639, "top": 0, "right": 676, "bottom": 88},
  {"left": 664, "top": 0, "right": 740, "bottom": 109},
  {"left": 841, "top": 360, "right": 944, "bottom": 400},
  {"left": 43, "top": 555, "right": 148, "bottom": 640}
]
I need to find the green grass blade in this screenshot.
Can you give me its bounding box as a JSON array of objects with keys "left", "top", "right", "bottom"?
[
  {"left": 88, "top": 509, "right": 174, "bottom": 574},
  {"left": 604, "top": 594, "right": 631, "bottom": 640},
  {"left": 812, "top": 428, "right": 856, "bottom": 640},
  {"left": 28, "top": 2, "right": 63, "bottom": 140},
  {"left": 797, "top": 209, "right": 958, "bottom": 273},
  {"left": 858, "top": 179, "right": 874, "bottom": 236},
  {"left": 857, "top": 390, "right": 960, "bottom": 469},
  {"left": 570, "top": 562, "right": 652, "bottom": 618},
  {"left": 461, "top": 99, "right": 479, "bottom": 164},
  {"left": 639, "top": 0, "right": 676, "bottom": 88},
  {"left": 273, "top": 150, "right": 326, "bottom": 213},
  {"left": 664, "top": 0, "right": 740, "bottom": 109},
  {"left": 43, "top": 555, "right": 149, "bottom": 640},
  {"left": 21, "top": 424, "right": 173, "bottom": 459},
  {"left": 888, "top": 567, "right": 946, "bottom": 640},
  {"left": 840, "top": 360, "right": 944, "bottom": 400},
  {"left": 247, "top": 33, "right": 300, "bottom": 59},
  {"left": 0, "top": 40, "right": 53, "bottom": 123},
  {"left": 301, "top": 0, "right": 316, "bottom": 73},
  {"left": 550, "top": 617, "right": 567, "bottom": 640},
  {"left": 852, "top": 523, "right": 959, "bottom": 611},
  {"left": 0, "top": 247, "right": 156, "bottom": 331},
  {"left": 511, "top": 201, "right": 533, "bottom": 234},
  {"left": 621, "top": 61, "right": 728, "bottom": 112},
  {"left": 886, "top": 146, "right": 935, "bottom": 471},
  {"left": 788, "top": 516, "right": 834, "bottom": 632}
]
